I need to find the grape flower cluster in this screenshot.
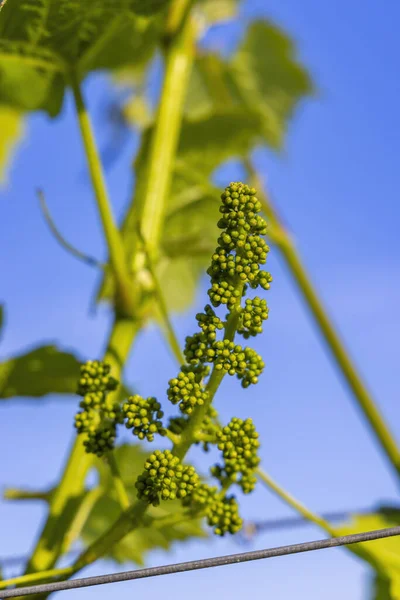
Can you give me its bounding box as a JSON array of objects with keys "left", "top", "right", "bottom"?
[
  {"left": 73, "top": 183, "right": 271, "bottom": 538},
  {"left": 135, "top": 450, "right": 199, "bottom": 506},
  {"left": 74, "top": 360, "right": 121, "bottom": 457}
]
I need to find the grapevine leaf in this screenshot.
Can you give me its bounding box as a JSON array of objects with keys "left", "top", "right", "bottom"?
[
  {"left": 0, "top": 344, "right": 80, "bottom": 399},
  {"left": 372, "top": 575, "right": 400, "bottom": 600},
  {"left": 199, "top": 0, "right": 239, "bottom": 25},
  {"left": 0, "top": 0, "right": 167, "bottom": 114},
  {"left": 0, "top": 105, "right": 24, "bottom": 184},
  {"left": 82, "top": 444, "right": 207, "bottom": 565},
  {"left": 185, "top": 21, "right": 313, "bottom": 148},
  {"left": 337, "top": 507, "right": 400, "bottom": 599},
  {"left": 229, "top": 21, "right": 313, "bottom": 148}
]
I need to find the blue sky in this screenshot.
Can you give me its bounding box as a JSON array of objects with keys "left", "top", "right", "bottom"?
[{"left": 1, "top": 0, "right": 400, "bottom": 598}]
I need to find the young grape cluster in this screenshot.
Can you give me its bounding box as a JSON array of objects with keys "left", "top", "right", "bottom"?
[
  {"left": 135, "top": 450, "right": 199, "bottom": 506},
  {"left": 73, "top": 183, "right": 271, "bottom": 539},
  {"left": 123, "top": 395, "right": 166, "bottom": 441},
  {"left": 74, "top": 360, "right": 121, "bottom": 457}
]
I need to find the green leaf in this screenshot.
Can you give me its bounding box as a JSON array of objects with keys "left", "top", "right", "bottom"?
[
  {"left": 0, "top": 105, "right": 24, "bottom": 183},
  {"left": 230, "top": 21, "right": 313, "bottom": 148},
  {"left": 0, "top": 0, "right": 167, "bottom": 114},
  {"left": 372, "top": 575, "right": 400, "bottom": 600},
  {"left": 337, "top": 507, "right": 400, "bottom": 599},
  {"left": 0, "top": 344, "right": 81, "bottom": 399},
  {"left": 82, "top": 444, "right": 207, "bottom": 565},
  {"left": 199, "top": 0, "right": 239, "bottom": 25},
  {"left": 185, "top": 21, "right": 313, "bottom": 148}
]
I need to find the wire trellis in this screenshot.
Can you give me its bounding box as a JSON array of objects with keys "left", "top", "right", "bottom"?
[{"left": 1, "top": 526, "right": 399, "bottom": 599}]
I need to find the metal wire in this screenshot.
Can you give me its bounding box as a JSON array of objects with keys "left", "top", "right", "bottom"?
[{"left": 1, "top": 526, "right": 400, "bottom": 598}]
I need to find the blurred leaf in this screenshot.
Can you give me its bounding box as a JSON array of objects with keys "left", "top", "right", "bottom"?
[
  {"left": 0, "top": 105, "right": 24, "bottom": 184},
  {"left": 229, "top": 21, "right": 313, "bottom": 148},
  {"left": 372, "top": 575, "right": 400, "bottom": 600},
  {"left": 0, "top": 0, "right": 167, "bottom": 115},
  {"left": 82, "top": 444, "right": 207, "bottom": 565},
  {"left": 0, "top": 344, "right": 80, "bottom": 399},
  {"left": 185, "top": 21, "right": 313, "bottom": 148},
  {"left": 122, "top": 94, "right": 153, "bottom": 130},
  {"left": 199, "top": 0, "right": 239, "bottom": 25},
  {"left": 338, "top": 507, "right": 400, "bottom": 599}
]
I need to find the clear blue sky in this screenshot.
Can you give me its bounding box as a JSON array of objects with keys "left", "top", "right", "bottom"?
[{"left": 1, "top": 1, "right": 400, "bottom": 598}]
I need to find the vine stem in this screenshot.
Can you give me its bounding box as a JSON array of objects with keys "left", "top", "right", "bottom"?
[
  {"left": 174, "top": 289, "right": 245, "bottom": 460},
  {"left": 130, "top": 0, "right": 196, "bottom": 260},
  {"left": 256, "top": 467, "right": 335, "bottom": 536},
  {"left": 0, "top": 568, "right": 73, "bottom": 591},
  {"left": 137, "top": 226, "right": 185, "bottom": 366},
  {"left": 61, "top": 487, "right": 103, "bottom": 555},
  {"left": 3, "top": 489, "right": 51, "bottom": 502},
  {"left": 244, "top": 159, "right": 400, "bottom": 481},
  {"left": 69, "top": 72, "right": 135, "bottom": 317},
  {"left": 106, "top": 453, "right": 131, "bottom": 511}
]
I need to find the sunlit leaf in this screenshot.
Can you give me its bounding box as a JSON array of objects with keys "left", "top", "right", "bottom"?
[
  {"left": 0, "top": 105, "right": 24, "bottom": 183},
  {"left": 0, "top": 344, "right": 80, "bottom": 399},
  {"left": 82, "top": 444, "right": 207, "bottom": 565},
  {"left": 0, "top": 0, "right": 167, "bottom": 114},
  {"left": 338, "top": 507, "right": 400, "bottom": 599},
  {"left": 372, "top": 574, "right": 400, "bottom": 600},
  {"left": 199, "top": 0, "right": 239, "bottom": 26},
  {"left": 185, "top": 21, "right": 313, "bottom": 148}
]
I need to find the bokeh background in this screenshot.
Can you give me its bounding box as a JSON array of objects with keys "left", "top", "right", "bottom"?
[{"left": 1, "top": 0, "right": 400, "bottom": 597}]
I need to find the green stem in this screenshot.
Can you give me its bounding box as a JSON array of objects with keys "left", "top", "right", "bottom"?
[
  {"left": 256, "top": 467, "right": 335, "bottom": 536},
  {"left": 134, "top": 1, "right": 196, "bottom": 254},
  {"left": 245, "top": 160, "right": 400, "bottom": 480},
  {"left": 174, "top": 283, "right": 246, "bottom": 460},
  {"left": 138, "top": 226, "right": 185, "bottom": 365},
  {"left": 24, "top": 317, "right": 139, "bottom": 576},
  {"left": 61, "top": 487, "right": 103, "bottom": 555},
  {"left": 0, "top": 568, "right": 73, "bottom": 591},
  {"left": 70, "top": 72, "right": 135, "bottom": 316},
  {"left": 107, "top": 453, "right": 131, "bottom": 511},
  {"left": 3, "top": 488, "right": 51, "bottom": 502}
]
